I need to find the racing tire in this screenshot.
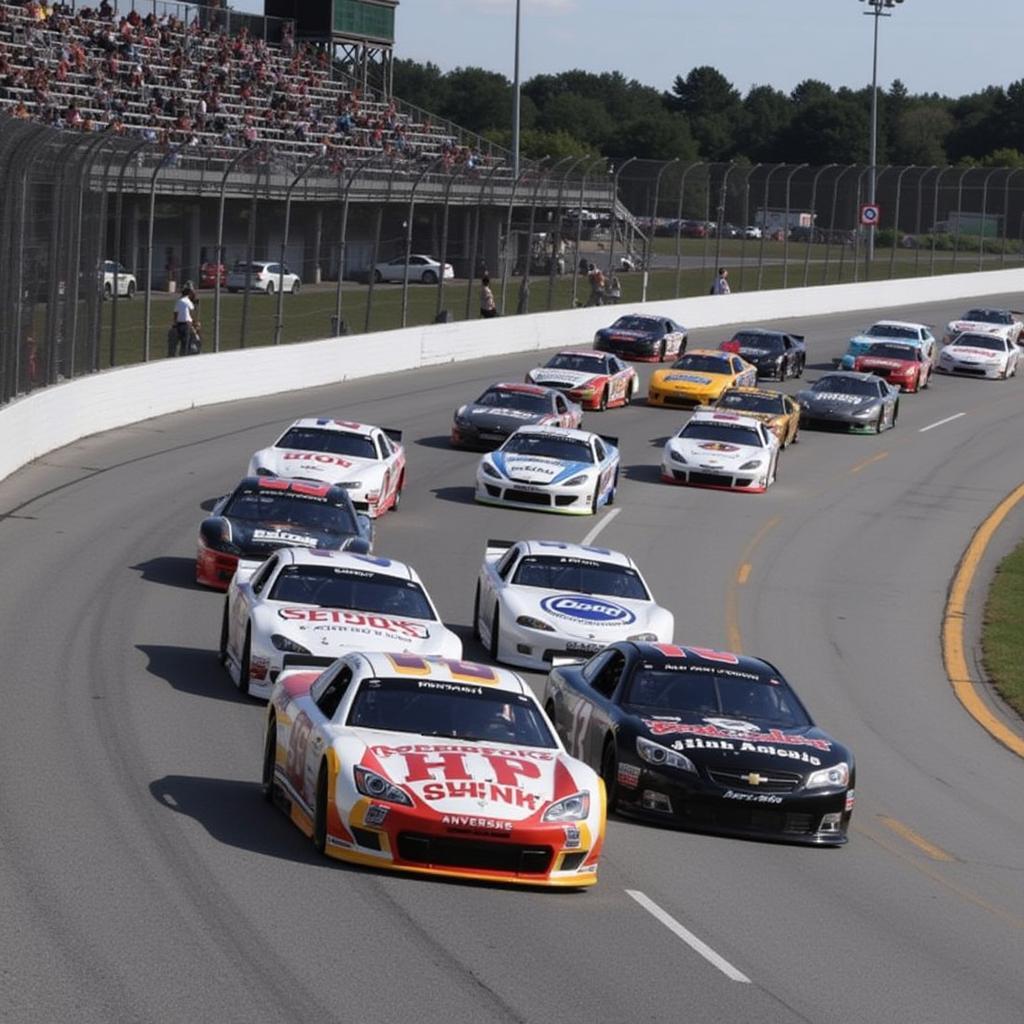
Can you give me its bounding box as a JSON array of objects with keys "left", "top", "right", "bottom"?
[
  {"left": 126, "top": 282, "right": 136, "bottom": 300},
  {"left": 422, "top": 270, "right": 438, "bottom": 285},
  {"left": 771, "top": 454, "right": 779, "bottom": 485},
  {"left": 598, "top": 386, "right": 608, "bottom": 412},
  {"left": 590, "top": 483, "right": 601, "bottom": 514},
  {"left": 291, "top": 280, "right": 300, "bottom": 295},
  {"left": 313, "top": 761, "right": 329, "bottom": 855},
  {"left": 261, "top": 717, "right": 277, "bottom": 803},
  {"left": 892, "top": 402, "right": 899, "bottom": 428},
  {"left": 473, "top": 583, "right": 482, "bottom": 641},
  {"left": 778, "top": 360, "right": 788, "bottom": 382},
  {"left": 489, "top": 607, "right": 501, "bottom": 661},
  {"left": 373, "top": 270, "right": 383, "bottom": 284},
  {"left": 265, "top": 281, "right": 276, "bottom": 297},
  {"left": 795, "top": 357, "right": 804, "bottom": 379},
  {"left": 658, "top": 340, "right": 667, "bottom": 362},
  {"left": 391, "top": 473, "right": 404, "bottom": 511},
  {"left": 874, "top": 410, "right": 885, "bottom": 434},
  {"left": 218, "top": 599, "right": 229, "bottom": 665},
  {"left": 238, "top": 626, "right": 252, "bottom": 697},
  {"left": 607, "top": 470, "right": 619, "bottom": 507},
  {"left": 601, "top": 741, "right": 620, "bottom": 813},
  {"left": 791, "top": 424, "right": 800, "bottom": 445},
  {"left": 922, "top": 370, "right": 930, "bottom": 390}
]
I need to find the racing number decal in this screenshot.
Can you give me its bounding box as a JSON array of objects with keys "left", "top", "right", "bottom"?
[
  {"left": 286, "top": 712, "right": 315, "bottom": 795},
  {"left": 567, "top": 700, "right": 594, "bottom": 760},
  {"left": 387, "top": 654, "right": 498, "bottom": 683}
]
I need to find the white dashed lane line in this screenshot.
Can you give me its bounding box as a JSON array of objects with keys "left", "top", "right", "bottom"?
[
  {"left": 625, "top": 890, "right": 752, "bottom": 983},
  {"left": 919, "top": 412, "right": 966, "bottom": 432},
  {"left": 581, "top": 507, "right": 620, "bottom": 546}
]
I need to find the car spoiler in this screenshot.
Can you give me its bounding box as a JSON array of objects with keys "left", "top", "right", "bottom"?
[
  {"left": 599, "top": 434, "right": 620, "bottom": 450},
  {"left": 788, "top": 333, "right": 806, "bottom": 344},
  {"left": 484, "top": 538, "right": 515, "bottom": 562},
  {"left": 383, "top": 428, "right": 403, "bottom": 444},
  {"left": 551, "top": 655, "right": 586, "bottom": 668}
]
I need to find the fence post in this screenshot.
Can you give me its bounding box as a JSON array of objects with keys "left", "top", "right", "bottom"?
[
  {"left": 364, "top": 164, "right": 393, "bottom": 334},
  {"left": 435, "top": 163, "right": 465, "bottom": 318},
  {"left": 110, "top": 138, "right": 149, "bottom": 367},
  {"left": 1001, "top": 168, "right": 1024, "bottom": 267},
  {"left": 852, "top": 166, "right": 870, "bottom": 283},
  {"left": 499, "top": 164, "right": 533, "bottom": 315},
  {"left": 547, "top": 156, "right": 585, "bottom": 311},
  {"left": 803, "top": 164, "right": 835, "bottom": 287},
  {"left": 756, "top": 164, "right": 785, "bottom": 291},
  {"left": 606, "top": 156, "right": 636, "bottom": 290},
  {"left": 950, "top": 166, "right": 971, "bottom": 271},
  {"left": 568, "top": 156, "right": 605, "bottom": 309},
  {"left": 333, "top": 154, "right": 374, "bottom": 338},
  {"left": 930, "top": 167, "right": 952, "bottom": 276},
  {"left": 464, "top": 161, "right": 505, "bottom": 321},
  {"left": 644, "top": 158, "right": 679, "bottom": 303},
  {"left": 823, "top": 165, "right": 855, "bottom": 286},
  {"left": 977, "top": 167, "right": 1000, "bottom": 271},
  {"left": 888, "top": 165, "right": 915, "bottom": 280},
  {"left": 781, "top": 163, "right": 807, "bottom": 289},
  {"left": 913, "top": 166, "right": 936, "bottom": 276},
  {"left": 517, "top": 158, "right": 561, "bottom": 315},
  {"left": 736, "top": 163, "right": 759, "bottom": 294},
  {"left": 144, "top": 143, "right": 185, "bottom": 362},
  {"left": 213, "top": 148, "right": 249, "bottom": 352},
  {"left": 711, "top": 162, "right": 734, "bottom": 287},
  {"left": 239, "top": 152, "right": 268, "bottom": 348},
  {"left": 673, "top": 162, "right": 704, "bottom": 297}
]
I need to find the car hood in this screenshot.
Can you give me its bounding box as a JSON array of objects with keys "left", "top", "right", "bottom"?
[
  {"left": 250, "top": 447, "right": 378, "bottom": 486},
  {"left": 489, "top": 453, "right": 591, "bottom": 484},
  {"left": 505, "top": 588, "right": 670, "bottom": 639},
  {"left": 942, "top": 345, "right": 1003, "bottom": 360},
  {"left": 348, "top": 732, "right": 587, "bottom": 821},
  {"left": 219, "top": 517, "right": 355, "bottom": 558},
  {"left": 797, "top": 389, "right": 877, "bottom": 413},
  {"left": 947, "top": 320, "right": 1005, "bottom": 336},
  {"left": 668, "top": 437, "right": 768, "bottom": 464},
  {"left": 733, "top": 345, "right": 779, "bottom": 361},
  {"left": 853, "top": 356, "right": 915, "bottom": 372},
  {"left": 527, "top": 368, "right": 601, "bottom": 388},
  {"left": 459, "top": 405, "right": 548, "bottom": 430},
  {"left": 652, "top": 370, "right": 726, "bottom": 390}
]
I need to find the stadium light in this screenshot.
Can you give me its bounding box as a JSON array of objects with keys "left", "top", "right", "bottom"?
[
  {"left": 860, "top": 0, "right": 906, "bottom": 261},
  {"left": 512, "top": 0, "right": 521, "bottom": 178}
]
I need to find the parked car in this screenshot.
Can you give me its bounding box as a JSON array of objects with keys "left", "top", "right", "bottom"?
[
  {"left": 101, "top": 260, "right": 136, "bottom": 299},
  {"left": 743, "top": 225, "right": 763, "bottom": 240},
  {"left": 226, "top": 261, "right": 301, "bottom": 295},
  {"left": 373, "top": 254, "right": 454, "bottom": 284},
  {"left": 199, "top": 261, "right": 227, "bottom": 288}
]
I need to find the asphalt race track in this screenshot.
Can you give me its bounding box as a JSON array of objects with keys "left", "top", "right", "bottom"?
[{"left": 2, "top": 292, "right": 1023, "bottom": 1024}]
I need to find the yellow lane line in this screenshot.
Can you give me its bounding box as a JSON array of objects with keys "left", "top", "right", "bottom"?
[
  {"left": 943, "top": 482, "right": 1024, "bottom": 759},
  {"left": 877, "top": 815, "right": 955, "bottom": 862},
  {"left": 848, "top": 451, "right": 889, "bottom": 475},
  {"left": 724, "top": 516, "right": 780, "bottom": 653}
]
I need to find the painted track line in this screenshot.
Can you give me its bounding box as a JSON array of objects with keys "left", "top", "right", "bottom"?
[
  {"left": 943, "top": 482, "right": 1024, "bottom": 759},
  {"left": 878, "top": 815, "right": 955, "bottom": 862},
  {"left": 581, "top": 507, "right": 620, "bottom": 546},
  {"left": 920, "top": 412, "right": 966, "bottom": 433},
  {"left": 626, "top": 890, "right": 751, "bottom": 982}
]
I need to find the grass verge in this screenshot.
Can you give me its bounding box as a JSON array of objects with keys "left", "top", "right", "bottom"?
[{"left": 981, "top": 542, "right": 1024, "bottom": 719}]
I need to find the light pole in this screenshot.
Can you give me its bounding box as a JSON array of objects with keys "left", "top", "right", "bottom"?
[
  {"left": 861, "top": 0, "right": 906, "bottom": 262},
  {"left": 512, "top": 0, "right": 521, "bottom": 179}
]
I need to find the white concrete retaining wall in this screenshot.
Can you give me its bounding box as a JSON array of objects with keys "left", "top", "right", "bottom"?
[{"left": 2, "top": 267, "right": 1022, "bottom": 485}]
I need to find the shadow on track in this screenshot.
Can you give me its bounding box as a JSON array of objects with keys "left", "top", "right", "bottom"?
[
  {"left": 414, "top": 435, "right": 459, "bottom": 450},
  {"left": 138, "top": 643, "right": 250, "bottom": 704},
  {"left": 622, "top": 464, "right": 664, "bottom": 485},
  {"left": 431, "top": 485, "right": 477, "bottom": 504},
  {"left": 131, "top": 556, "right": 202, "bottom": 590}
]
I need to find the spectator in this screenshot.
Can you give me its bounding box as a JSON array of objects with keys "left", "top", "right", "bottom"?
[
  {"left": 711, "top": 267, "right": 730, "bottom": 295},
  {"left": 171, "top": 284, "right": 199, "bottom": 356},
  {"left": 607, "top": 273, "right": 622, "bottom": 304},
  {"left": 585, "top": 263, "right": 605, "bottom": 307},
  {"left": 479, "top": 274, "right": 497, "bottom": 319}
]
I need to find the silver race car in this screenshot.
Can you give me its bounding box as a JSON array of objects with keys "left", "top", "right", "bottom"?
[
  {"left": 795, "top": 372, "right": 900, "bottom": 433},
  {"left": 474, "top": 539, "right": 673, "bottom": 669}
]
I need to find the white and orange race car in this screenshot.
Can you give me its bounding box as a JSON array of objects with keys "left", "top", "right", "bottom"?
[
  {"left": 248, "top": 418, "right": 405, "bottom": 518},
  {"left": 262, "top": 652, "right": 606, "bottom": 888},
  {"left": 526, "top": 350, "right": 639, "bottom": 410}
]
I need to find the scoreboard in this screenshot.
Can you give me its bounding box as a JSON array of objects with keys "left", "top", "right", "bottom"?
[{"left": 265, "top": 0, "right": 397, "bottom": 45}]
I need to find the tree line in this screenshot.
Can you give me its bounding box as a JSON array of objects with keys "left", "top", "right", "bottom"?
[{"left": 392, "top": 60, "right": 1024, "bottom": 168}]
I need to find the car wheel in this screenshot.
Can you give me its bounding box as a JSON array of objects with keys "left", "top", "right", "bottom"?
[
  {"left": 796, "top": 357, "right": 804, "bottom": 379},
  {"left": 771, "top": 454, "right": 779, "bottom": 485},
  {"left": 373, "top": 270, "right": 383, "bottom": 284},
  {"left": 892, "top": 401, "right": 899, "bottom": 427},
  {"left": 313, "top": 760, "right": 329, "bottom": 855},
  {"left": 607, "top": 470, "right": 618, "bottom": 506},
  {"left": 422, "top": 270, "right": 438, "bottom": 284},
  {"left": 598, "top": 386, "right": 608, "bottom": 412},
  {"left": 601, "top": 742, "right": 620, "bottom": 812},
  {"left": 921, "top": 369, "right": 930, "bottom": 390},
  {"left": 659, "top": 340, "right": 667, "bottom": 361},
  {"left": 261, "top": 716, "right": 277, "bottom": 803},
  {"left": 291, "top": 280, "right": 300, "bottom": 295},
  {"left": 391, "top": 472, "right": 403, "bottom": 511},
  {"left": 473, "top": 583, "right": 482, "bottom": 641},
  {"left": 218, "top": 599, "right": 229, "bottom": 665},
  {"left": 265, "top": 280, "right": 275, "bottom": 296},
  {"left": 778, "top": 360, "right": 788, "bottom": 381},
  {"left": 590, "top": 482, "right": 601, "bottom": 514},
  {"left": 126, "top": 282, "right": 136, "bottom": 300},
  {"left": 489, "top": 608, "right": 500, "bottom": 661},
  {"left": 238, "top": 626, "right": 252, "bottom": 697},
  {"left": 792, "top": 423, "right": 800, "bottom": 445}
]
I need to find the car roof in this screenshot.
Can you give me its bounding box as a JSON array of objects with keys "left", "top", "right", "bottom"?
[
  {"left": 687, "top": 410, "right": 766, "bottom": 431},
  {"left": 611, "top": 314, "right": 660, "bottom": 323},
  {"left": 274, "top": 548, "right": 417, "bottom": 580},
  {"left": 355, "top": 653, "right": 530, "bottom": 694},
  {"left": 233, "top": 476, "right": 353, "bottom": 501},
  {"left": 512, "top": 425, "right": 600, "bottom": 442},
  {"left": 731, "top": 327, "right": 781, "bottom": 337},
  {"left": 488, "top": 382, "right": 552, "bottom": 396},
  {"left": 681, "top": 348, "right": 735, "bottom": 359},
  {"left": 720, "top": 386, "right": 787, "bottom": 400},
  {"left": 290, "top": 417, "right": 377, "bottom": 436},
  {"left": 630, "top": 642, "right": 776, "bottom": 677},
  {"left": 816, "top": 371, "right": 879, "bottom": 382},
  {"left": 516, "top": 539, "right": 635, "bottom": 567},
  {"left": 551, "top": 349, "right": 610, "bottom": 358},
  {"left": 869, "top": 320, "right": 925, "bottom": 330}
]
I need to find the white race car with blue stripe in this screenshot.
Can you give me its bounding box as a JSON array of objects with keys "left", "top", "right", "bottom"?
[
  {"left": 474, "top": 425, "right": 620, "bottom": 515},
  {"left": 474, "top": 539, "right": 674, "bottom": 670}
]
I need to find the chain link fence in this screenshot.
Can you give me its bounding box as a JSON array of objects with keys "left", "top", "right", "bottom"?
[{"left": 2, "top": 121, "right": 1022, "bottom": 408}]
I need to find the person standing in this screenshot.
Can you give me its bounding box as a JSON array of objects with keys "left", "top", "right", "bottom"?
[
  {"left": 479, "top": 274, "right": 497, "bottom": 318},
  {"left": 171, "top": 284, "right": 199, "bottom": 355},
  {"left": 711, "top": 267, "right": 731, "bottom": 295}
]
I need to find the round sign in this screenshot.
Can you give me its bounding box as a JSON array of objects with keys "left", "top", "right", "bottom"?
[
  {"left": 539, "top": 594, "right": 636, "bottom": 625},
  {"left": 860, "top": 203, "right": 881, "bottom": 226}
]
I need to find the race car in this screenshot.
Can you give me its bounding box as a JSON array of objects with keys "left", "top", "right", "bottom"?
[
  {"left": 593, "top": 314, "right": 688, "bottom": 362},
  {"left": 944, "top": 308, "right": 1022, "bottom": 346},
  {"left": 475, "top": 426, "right": 620, "bottom": 516},
  {"left": 648, "top": 350, "right": 758, "bottom": 409},
  {"left": 661, "top": 410, "right": 780, "bottom": 492},
  {"left": 718, "top": 328, "right": 805, "bottom": 380},
  {"left": 248, "top": 418, "right": 405, "bottom": 519},
  {"left": 849, "top": 341, "right": 932, "bottom": 392},
  {"left": 525, "top": 351, "right": 638, "bottom": 411},
  {"left": 262, "top": 651, "right": 606, "bottom": 886},
  {"left": 712, "top": 386, "right": 801, "bottom": 447},
  {"left": 196, "top": 477, "right": 373, "bottom": 590},
  {"left": 220, "top": 549, "right": 462, "bottom": 698},
  {"left": 936, "top": 332, "right": 1020, "bottom": 379},
  {"left": 542, "top": 641, "right": 855, "bottom": 846},
  {"left": 451, "top": 383, "right": 582, "bottom": 450},
  {"left": 474, "top": 539, "right": 674, "bottom": 670},
  {"left": 795, "top": 372, "right": 900, "bottom": 432},
  {"left": 839, "top": 320, "right": 936, "bottom": 369}
]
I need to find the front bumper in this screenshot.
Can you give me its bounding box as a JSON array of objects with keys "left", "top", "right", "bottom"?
[
  {"left": 196, "top": 546, "right": 239, "bottom": 590},
  {"left": 450, "top": 425, "right": 512, "bottom": 450},
  {"left": 647, "top": 387, "right": 716, "bottom": 409},
  {"left": 936, "top": 359, "right": 1004, "bottom": 379},
  {"left": 596, "top": 337, "right": 662, "bottom": 361},
  {"left": 798, "top": 409, "right": 880, "bottom": 432},
  {"left": 474, "top": 479, "right": 601, "bottom": 515},
  {"left": 615, "top": 762, "right": 851, "bottom": 846},
  {"left": 660, "top": 464, "right": 768, "bottom": 493}
]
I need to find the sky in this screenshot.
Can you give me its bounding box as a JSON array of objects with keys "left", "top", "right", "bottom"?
[{"left": 231, "top": 0, "right": 1017, "bottom": 99}]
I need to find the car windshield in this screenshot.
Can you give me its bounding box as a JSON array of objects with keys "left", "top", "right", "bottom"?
[
  {"left": 268, "top": 565, "right": 435, "bottom": 618},
  {"left": 680, "top": 423, "right": 763, "bottom": 447},
  {"left": 963, "top": 309, "right": 1009, "bottom": 324},
  {"left": 733, "top": 332, "right": 783, "bottom": 353},
  {"left": 547, "top": 353, "right": 607, "bottom": 374},
  {"left": 867, "top": 323, "right": 917, "bottom": 339},
  {"left": 610, "top": 316, "right": 657, "bottom": 332},
  {"left": 474, "top": 388, "right": 549, "bottom": 412},
  {"left": 717, "top": 391, "right": 784, "bottom": 414},
  {"left": 952, "top": 334, "right": 1004, "bottom": 351},
  {"left": 500, "top": 434, "right": 594, "bottom": 463},
  {"left": 347, "top": 678, "right": 556, "bottom": 747},
  {"left": 276, "top": 427, "right": 377, "bottom": 460},
  {"left": 510, "top": 555, "right": 649, "bottom": 600},
  {"left": 811, "top": 376, "right": 878, "bottom": 396},
  {"left": 624, "top": 666, "right": 811, "bottom": 728},
  {"left": 862, "top": 343, "right": 918, "bottom": 360},
  {"left": 223, "top": 486, "right": 356, "bottom": 534},
  {"left": 671, "top": 354, "right": 731, "bottom": 374},
  {"left": 232, "top": 262, "right": 265, "bottom": 273}
]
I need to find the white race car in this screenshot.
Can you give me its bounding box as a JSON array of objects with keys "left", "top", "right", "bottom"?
[
  {"left": 661, "top": 410, "right": 780, "bottom": 492},
  {"left": 474, "top": 539, "right": 674, "bottom": 670},
  {"left": 220, "top": 548, "right": 461, "bottom": 698},
  {"left": 944, "top": 308, "right": 1023, "bottom": 346},
  {"left": 248, "top": 418, "right": 405, "bottom": 518},
  {"left": 475, "top": 426, "right": 620, "bottom": 516},
  {"left": 936, "top": 332, "right": 1020, "bottom": 379},
  {"left": 262, "top": 651, "right": 606, "bottom": 887}
]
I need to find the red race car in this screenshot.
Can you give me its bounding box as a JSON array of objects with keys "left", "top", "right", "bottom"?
[
  {"left": 525, "top": 350, "right": 639, "bottom": 410},
  {"left": 851, "top": 341, "right": 931, "bottom": 392}
]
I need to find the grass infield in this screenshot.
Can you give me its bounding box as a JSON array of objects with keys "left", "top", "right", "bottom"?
[{"left": 981, "top": 542, "right": 1024, "bottom": 720}]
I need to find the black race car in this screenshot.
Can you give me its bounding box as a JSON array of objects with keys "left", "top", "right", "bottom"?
[
  {"left": 543, "top": 642, "right": 854, "bottom": 845},
  {"left": 450, "top": 383, "right": 582, "bottom": 450},
  {"left": 594, "top": 314, "right": 688, "bottom": 362},
  {"left": 795, "top": 371, "right": 899, "bottom": 433},
  {"left": 195, "top": 476, "right": 373, "bottom": 590},
  {"left": 720, "top": 328, "right": 806, "bottom": 380}
]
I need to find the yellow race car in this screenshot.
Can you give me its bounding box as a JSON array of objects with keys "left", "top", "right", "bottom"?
[
  {"left": 713, "top": 386, "right": 802, "bottom": 447},
  {"left": 648, "top": 349, "right": 757, "bottom": 408}
]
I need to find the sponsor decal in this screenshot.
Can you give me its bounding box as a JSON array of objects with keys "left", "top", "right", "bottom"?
[
  {"left": 441, "top": 814, "right": 514, "bottom": 832},
  {"left": 739, "top": 347, "right": 770, "bottom": 356},
  {"left": 364, "top": 804, "right": 389, "bottom": 826},
  {"left": 645, "top": 718, "right": 832, "bottom": 751},
  {"left": 278, "top": 608, "right": 430, "bottom": 640},
  {"left": 563, "top": 825, "right": 582, "bottom": 849},
  {"left": 252, "top": 529, "right": 318, "bottom": 546},
  {"left": 665, "top": 373, "right": 713, "bottom": 385},
  {"left": 282, "top": 451, "right": 354, "bottom": 468},
  {"left": 617, "top": 763, "right": 641, "bottom": 789},
  {"left": 371, "top": 744, "right": 554, "bottom": 761},
  {"left": 697, "top": 442, "right": 740, "bottom": 452},
  {"left": 723, "top": 789, "right": 783, "bottom": 805},
  {"left": 472, "top": 406, "right": 534, "bottom": 420},
  {"left": 811, "top": 393, "right": 862, "bottom": 405},
  {"left": 539, "top": 594, "right": 636, "bottom": 626},
  {"left": 668, "top": 737, "right": 823, "bottom": 765}
]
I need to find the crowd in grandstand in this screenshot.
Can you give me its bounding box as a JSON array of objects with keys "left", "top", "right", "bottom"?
[{"left": 0, "top": 1, "right": 488, "bottom": 172}]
